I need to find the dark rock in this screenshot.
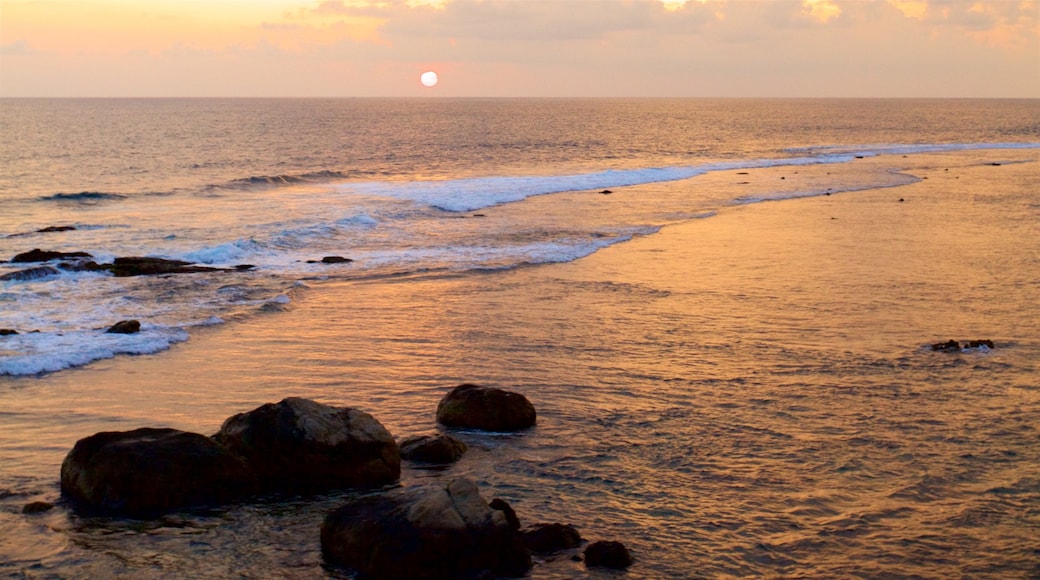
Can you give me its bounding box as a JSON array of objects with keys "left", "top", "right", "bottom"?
[
  {"left": 967, "top": 339, "right": 995, "bottom": 349},
  {"left": 0, "top": 329, "right": 18, "bottom": 336},
  {"left": 214, "top": 397, "right": 399, "bottom": 494},
  {"left": 106, "top": 320, "right": 141, "bottom": 334},
  {"left": 522, "top": 523, "right": 582, "bottom": 553},
  {"left": 60, "top": 427, "right": 256, "bottom": 517},
  {"left": 234, "top": 264, "right": 256, "bottom": 271},
  {"left": 0, "top": 266, "right": 60, "bottom": 281},
  {"left": 490, "top": 498, "right": 521, "bottom": 531},
  {"left": 321, "top": 477, "right": 531, "bottom": 580},
  {"left": 399, "top": 433, "right": 468, "bottom": 464},
  {"left": 22, "top": 501, "right": 55, "bottom": 514},
  {"left": 472, "top": 214, "right": 486, "bottom": 218},
  {"left": 584, "top": 540, "right": 633, "bottom": 569},
  {"left": 321, "top": 256, "right": 353, "bottom": 264},
  {"left": 37, "top": 226, "right": 77, "bottom": 233},
  {"left": 436, "top": 384, "right": 536, "bottom": 432},
  {"left": 600, "top": 189, "right": 612, "bottom": 194},
  {"left": 104, "top": 256, "right": 224, "bottom": 277},
  {"left": 11, "top": 249, "right": 92, "bottom": 263},
  {"left": 931, "top": 339, "right": 961, "bottom": 352}
]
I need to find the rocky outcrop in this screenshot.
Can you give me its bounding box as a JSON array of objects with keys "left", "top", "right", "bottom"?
[
  {"left": 214, "top": 397, "right": 400, "bottom": 494},
  {"left": 436, "top": 384, "right": 536, "bottom": 432},
  {"left": 60, "top": 427, "right": 256, "bottom": 517},
  {"left": 106, "top": 320, "right": 141, "bottom": 334},
  {"left": 522, "top": 523, "right": 582, "bottom": 553},
  {"left": 321, "top": 477, "right": 531, "bottom": 580},
  {"left": 101, "top": 257, "right": 225, "bottom": 277},
  {"left": 399, "top": 433, "right": 468, "bottom": 464},
  {"left": 931, "top": 339, "right": 995, "bottom": 352},
  {"left": 0, "top": 329, "right": 18, "bottom": 336},
  {"left": 307, "top": 256, "right": 353, "bottom": 264},
  {"left": 10, "top": 248, "right": 92, "bottom": 263},
  {"left": 584, "top": 540, "right": 633, "bottom": 568}
]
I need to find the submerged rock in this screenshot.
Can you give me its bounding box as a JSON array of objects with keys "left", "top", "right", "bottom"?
[
  {"left": 106, "top": 320, "right": 141, "bottom": 334},
  {"left": 11, "top": 248, "right": 92, "bottom": 263},
  {"left": 399, "top": 433, "right": 468, "bottom": 464},
  {"left": 37, "top": 226, "right": 77, "bottom": 233},
  {"left": 214, "top": 397, "right": 400, "bottom": 494},
  {"left": 321, "top": 477, "right": 531, "bottom": 580},
  {"left": 931, "top": 339, "right": 961, "bottom": 352},
  {"left": 436, "top": 384, "right": 536, "bottom": 432},
  {"left": 0, "top": 329, "right": 18, "bottom": 336},
  {"left": 584, "top": 540, "right": 633, "bottom": 569},
  {"left": 60, "top": 427, "right": 256, "bottom": 517},
  {"left": 103, "top": 256, "right": 225, "bottom": 277},
  {"left": 22, "top": 501, "right": 55, "bottom": 514},
  {"left": 522, "top": 523, "right": 582, "bottom": 553},
  {"left": 966, "top": 339, "right": 995, "bottom": 349},
  {"left": 0, "top": 266, "right": 61, "bottom": 281}
]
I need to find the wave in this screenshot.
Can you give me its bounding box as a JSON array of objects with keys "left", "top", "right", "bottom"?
[{"left": 340, "top": 142, "right": 1040, "bottom": 213}]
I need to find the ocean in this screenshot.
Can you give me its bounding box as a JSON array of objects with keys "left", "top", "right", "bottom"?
[{"left": 1, "top": 98, "right": 1038, "bottom": 578}]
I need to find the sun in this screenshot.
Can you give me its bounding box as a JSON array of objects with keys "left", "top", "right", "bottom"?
[{"left": 420, "top": 71, "right": 439, "bottom": 88}]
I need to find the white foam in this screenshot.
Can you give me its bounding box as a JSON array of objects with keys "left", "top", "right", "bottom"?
[{"left": 0, "top": 327, "right": 189, "bottom": 376}]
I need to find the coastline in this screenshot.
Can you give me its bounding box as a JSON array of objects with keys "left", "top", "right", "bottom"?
[{"left": 2, "top": 149, "right": 1038, "bottom": 578}]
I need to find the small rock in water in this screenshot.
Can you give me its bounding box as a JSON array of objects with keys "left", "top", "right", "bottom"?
[
  {"left": 490, "top": 498, "right": 521, "bottom": 530},
  {"left": 22, "top": 501, "right": 55, "bottom": 514},
  {"left": 0, "top": 329, "right": 19, "bottom": 336},
  {"left": 522, "top": 523, "right": 582, "bottom": 553},
  {"left": 37, "top": 226, "right": 77, "bottom": 233},
  {"left": 398, "top": 433, "right": 468, "bottom": 464},
  {"left": 931, "top": 339, "right": 961, "bottom": 352},
  {"left": 106, "top": 320, "right": 141, "bottom": 334},
  {"left": 436, "top": 383, "right": 537, "bottom": 431},
  {"left": 966, "top": 339, "right": 995, "bottom": 349},
  {"left": 584, "top": 540, "right": 633, "bottom": 569},
  {"left": 0, "top": 266, "right": 61, "bottom": 282},
  {"left": 11, "top": 249, "right": 92, "bottom": 263},
  {"left": 600, "top": 189, "right": 612, "bottom": 194}
]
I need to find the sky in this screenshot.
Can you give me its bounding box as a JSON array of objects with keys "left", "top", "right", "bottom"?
[{"left": 1, "top": 0, "right": 1037, "bottom": 98}]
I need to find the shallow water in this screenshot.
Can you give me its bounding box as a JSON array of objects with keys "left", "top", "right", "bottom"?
[
  {"left": 2, "top": 99, "right": 1039, "bottom": 577},
  {"left": 2, "top": 153, "right": 1038, "bottom": 578}
]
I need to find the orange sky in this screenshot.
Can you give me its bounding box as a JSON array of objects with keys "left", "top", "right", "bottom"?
[{"left": 1, "top": 0, "right": 1037, "bottom": 97}]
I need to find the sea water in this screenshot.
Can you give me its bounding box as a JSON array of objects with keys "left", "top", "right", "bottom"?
[{"left": 1, "top": 99, "right": 1038, "bottom": 578}]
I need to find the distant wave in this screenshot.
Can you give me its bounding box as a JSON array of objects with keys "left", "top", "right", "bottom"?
[
  {"left": 39, "top": 191, "right": 127, "bottom": 203},
  {"left": 220, "top": 169, "right": 373, "bottom": 190}
]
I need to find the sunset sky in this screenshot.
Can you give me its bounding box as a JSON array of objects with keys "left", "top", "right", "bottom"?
[{"left": 1, "top": 0, "right": 1037, "bottom": 98}]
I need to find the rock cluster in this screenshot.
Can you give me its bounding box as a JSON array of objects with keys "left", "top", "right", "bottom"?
[
  {"left": 58, "top": 385, "right": 634, "bottom": 577},
  {"left": 931, "top": 339, "right": 995, "bottom": 352}
]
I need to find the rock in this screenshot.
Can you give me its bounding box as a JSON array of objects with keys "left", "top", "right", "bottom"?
[
  {"left": 584, "top": 540, "right": 633, "bottom": 569},
  {"left": 106, "top": 320, "right": 141, "bottom": 334},
  {"left": 321, "top": 256, "right": 353, "bottom": 264},
  {"left": 60, "top": 427, "right": 256, "bottom": 517},
  {"left": 104, "top": 256, "right": 224, "bottom": 277},
  {"left": 966, "top": 339, "right": 995, "bottom": 349},
  {"left": 11, "top": 248, "right": 92, "bottom": 263},
  {"left": 599, "top": 189, "right": 612, "bottom": 194},
  {"left": 37, "top": 226, "right": 77, "bottom": 233},
  {"left": 399, "top": 433, "right": 468, "bottom": 464},
  {"left": 321, "top": 477, "right": 531, "bottom": 580},
  {"left": 522, "top": 523, "right": 582, "bottom": 553},
  {"left": 436, "top": 384, "right": 536, "bottom": 432},
  {"left": 0, "top": 329, "right": 18, "bottom": 336},
  {"left": 931, "top": 339, "right": 961, "bottom": 352},
  {"left": 0, "top": 266, "right": 61, "bottom": 282},
  {"left": 22, "top": 501, "right": 55, "bottom": 514},
  {"left": 489, "top": 498, "right": 521, "bottom": 531},
  {"left": 214, "top": 397, "right": 399, "bottom": 494}
]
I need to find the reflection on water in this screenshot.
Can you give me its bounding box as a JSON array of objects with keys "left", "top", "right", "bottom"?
[{"left": 1, "top": 156, "right": 1039, "bottom": 578}]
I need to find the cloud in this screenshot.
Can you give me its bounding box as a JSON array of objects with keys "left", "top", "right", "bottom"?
[{"left": 0, "top": 39, "right": 39, "bottom": 55}]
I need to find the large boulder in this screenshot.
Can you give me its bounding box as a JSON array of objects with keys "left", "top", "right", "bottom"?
[
  {"left": 584, "top": 540, "right": 633, "bottom": 569},
  {"left": 213, "top": 397, "right": 400, "bottom": 494},
  {"left": 321, "top": 477, "right": 531, "bottom": 579},
  {"left": 399, "top": 433, "right": 468, "bottom": 464},
  {"left": 60, "top": 427, "right": 256, "bottom": 517},
  {"left": 11, "top": 248, "right": 92, "bottom": 263},
  {"left": 436, "top": 384, "right": 536, "bottom": 432}
]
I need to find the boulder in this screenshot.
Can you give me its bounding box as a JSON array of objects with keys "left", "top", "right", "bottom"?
[
  {"left": 106, "top": 320, "right": 141, "bottom": 334},
  {"left": 37, "top": 226, "right": 77, "bottom": 233},
  {"left": 489, "top": 498, "right": 521, "bottom": 531},
  {"left": 11, "top": 248, "right": 92, "bottom": 263},
  {"left": 0, "top": 329, "right": 18, "bottom": 336},
  {"left": 584, "top": 540, "right": 633, "bottom": 569},
  {"left": 321, "top": 477, "right": 531, "bottom": 580},
  {"left": 931, "top": 339, "right": 961, "bottom": 352},
  {"left": 967, "top": 339, "right": 995, "bottom": 349},
  {"left": 22, "top": 501, "right": 55, "bottom": 514},
  {"left": 522, "top": 523, "right": 582, "bottom": 553},
  {"left": 60, "top": 427, "right": 256, "bottom": 517},
  {"left": 214, "top": 397, "right": 399, "bottom": 494},
  {"left": 399, "top": 434, "right": 468, "bottom": 464},
  {"left": 436, "top": 384, "right": 536, "bottom": 432},
  {"left": 0, "top": 265, "right": 61, "bottom": 282}
]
